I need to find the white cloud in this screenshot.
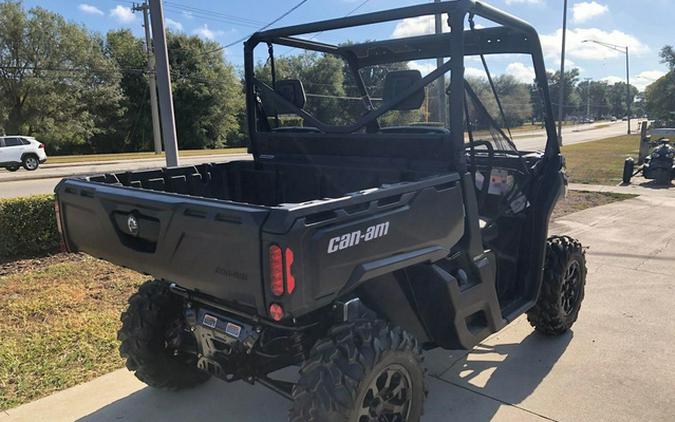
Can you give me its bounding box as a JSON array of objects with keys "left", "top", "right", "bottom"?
[
  {"left": 392, "top": 16, "right": 450, "bottom": 38},
  {"left": 465, "top": 67, "right": 486, "bottom": 79},
  {"left": 78, "top": 3, "right": 103, "bottom": 16},
  {"left": 165, "top": 18, "right": 183, "bottom": 31},
  {"left": 572, "top": 1, "right": 609, "bottom": 23},
  {"left": 109, "top": 5, "right": 135, "bottom": 24},
  {"left": 605, "top": 70, "right": 666, "bottom": 91},
  {"left": 506, "top": 0, "right": 544, "bottom": 4},
  {"left": 409, "top": 60, "right": 436, "bottom": 76},
  {"left": 182, "top": 11, "right": 194, "bottom": 20},
  {"left": 541, "top": 28, "right": 648, "bottom": 62},
  {"left": 193, "top": 24, "right": 224, "bottom": 40},
  {"left": 506, "top": 62, "right": 536, "bottom": 83}
]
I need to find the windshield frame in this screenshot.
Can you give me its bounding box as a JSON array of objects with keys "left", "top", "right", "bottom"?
[{"left": 243, "top": 0, "right": 558, "bottom": 158}]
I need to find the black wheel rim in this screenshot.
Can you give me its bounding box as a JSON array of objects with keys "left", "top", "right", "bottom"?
[
  {"left": 357, "top": 364, "right": 413, "bottom": 422},
  {"left": 561, "top": 260, "right": 581, "bottom": 315}
]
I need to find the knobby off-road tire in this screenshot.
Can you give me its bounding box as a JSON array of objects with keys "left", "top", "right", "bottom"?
[
  {"left": 527, "top": 236, "right": 587, "bottom": 336},
  {"left": 118, "top": 279, "right": 210, "bottom": 390},
  {"left": 290, "top": 320, "right": 426, "bottom": 422},
  {"left": 655, "top": 168, "right": 671, "bottom": 185},
  {"left": 622, "top": 158, "right": 634, "bottom": 184}
]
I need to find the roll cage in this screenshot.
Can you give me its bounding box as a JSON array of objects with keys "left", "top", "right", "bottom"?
[{"left": 243, "top": 0, "right": 558, "bottom": 158}]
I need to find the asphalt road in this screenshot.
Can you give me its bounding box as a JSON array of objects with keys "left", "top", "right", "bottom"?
[{"left": 0, "top": 121, "right": 630, "bottom": 199}]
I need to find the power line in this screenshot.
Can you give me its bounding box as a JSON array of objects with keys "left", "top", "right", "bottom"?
[
  {"left": 163, "top": 2, "right": 265, "bottom": 26},
  {"left": 205, "top": 0, "right": 311, "bottom": 54}
]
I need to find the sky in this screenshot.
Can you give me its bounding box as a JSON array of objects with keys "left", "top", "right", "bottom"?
[{"left": 22, "top": 0, "right": 672, "bottom": 91}]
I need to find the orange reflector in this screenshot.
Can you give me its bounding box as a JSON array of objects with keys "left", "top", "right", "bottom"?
[
  {"left": 269, "top": 245, "right": 284, "bottom": 296},
  {"left": 269, "top": 303, "right": 284, "bottom": 321},
  {"left": 285, "top": 247, "right": 295, "bottom": 294}
]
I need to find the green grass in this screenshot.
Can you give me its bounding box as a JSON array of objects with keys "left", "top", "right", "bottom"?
[
  {"left": 48, "top": 147, "right": 248, "bottom": 164},
  {"left": 0, "top": 255, "right": 145, "bottom": 410},
  {"left": 562, "top": 134, "right": 640, "bottom": 185}
]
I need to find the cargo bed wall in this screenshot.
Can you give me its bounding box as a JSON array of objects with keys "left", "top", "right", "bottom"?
[
  {"left": 56, "top": 180, "right": 270, "bottom": 313},
  {"left": 88, "top": 160, "right": 440, "bottom": 206}
]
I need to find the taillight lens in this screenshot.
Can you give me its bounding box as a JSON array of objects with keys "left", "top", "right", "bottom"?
[
  {"left": 269, "top": 245, "right": 284, "bottom": 296},
  {"left": 38, "top": 143, "right": 44, "bottom": 149},
  {"left": 269, "top": 303, "right": 284, "bottom": 321},
  {"left": 285, "top": 248, "right": 295, "bottom": 294}
]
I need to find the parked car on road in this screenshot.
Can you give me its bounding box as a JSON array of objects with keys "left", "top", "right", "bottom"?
[{"left": 0, "top": 136, "right": 47, "bottom": 171}]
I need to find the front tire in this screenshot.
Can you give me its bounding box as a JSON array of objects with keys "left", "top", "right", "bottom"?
[
  {"left": 527, "top": 236, "right": 587, "bottom": 336},
  {"left": 6, "top": 165, "right": 19, "bottom": 172},
  {"left": 22, "top": 155, "right": 39, "bottom": 171},
  {"left": 290, "top": 320, "right": 426, "bottom": 422},
  {"left": 118, "top": 279, "right": 210, "bottom": 390}
]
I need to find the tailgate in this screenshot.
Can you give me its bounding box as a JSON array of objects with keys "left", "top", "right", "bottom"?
[{"left": 55, "top": 179, "right": 270, "bottom": 312}]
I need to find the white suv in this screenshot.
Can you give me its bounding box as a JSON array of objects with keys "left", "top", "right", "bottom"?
[{"left": 0, "top": 136, "right": 48, "bottom": 172}]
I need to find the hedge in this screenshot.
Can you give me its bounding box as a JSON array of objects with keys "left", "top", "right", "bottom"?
[{"left": 0, "top": 195, "right": 60, "bottom": 262}]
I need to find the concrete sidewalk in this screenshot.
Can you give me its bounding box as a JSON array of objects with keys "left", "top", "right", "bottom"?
[{"left": 2, "top": 193, "right": 674, "bottom": 422}]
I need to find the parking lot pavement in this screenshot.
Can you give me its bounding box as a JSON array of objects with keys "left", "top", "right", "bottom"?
[{"left": 2, "top": 192, "right": 674, "bottom": 422}]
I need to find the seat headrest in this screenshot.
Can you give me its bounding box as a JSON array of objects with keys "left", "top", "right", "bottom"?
[
  {"left": 383, "top": 70, "right": 425, "bottom": 110},
  {"left": 263, "top": 79, "right": 306, "bottom": 115}
]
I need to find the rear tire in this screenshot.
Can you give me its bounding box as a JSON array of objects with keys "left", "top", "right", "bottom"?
[
  {"left": 527, "top": 236, "right": 587, "bottom": 336},
  {"left": 6, "top": 165, "right": 19, "bottom": 172},
  {"left": 118, "top": 279, "right": 210, "bottom": 390},
  {"left": 22, "top": 155, "right": 39, "bottom": 171},
  {"left": 622, "top": 158, "right": 634, "bottom": 184},
  {"left": 290, "top": 320, "right": 426, "bottom": 422},
  {"left": 655, "top": 168, "right": 671, "bottom": 185}
]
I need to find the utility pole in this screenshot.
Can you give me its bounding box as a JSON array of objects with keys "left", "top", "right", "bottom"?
[
  {"left": 626, "top": 46, "right": 631, "bottom": 134},
  {"left": 148, "top": 0, "right": 179, "bottom": 167},
  {"left": 557, "top": 0, "right": 568, "bottom": 146},
  {"left": 133, "top": 2, "right": 162, "bottom": 154},
  {"left": 585, "top": 78, "right": 592, "bottom": 118},
  {"left": 582, "top": 39, "right": 631, "bottom": 134},
  {"left": 434, "top": 0, "right": 447, "bottom": 127}
]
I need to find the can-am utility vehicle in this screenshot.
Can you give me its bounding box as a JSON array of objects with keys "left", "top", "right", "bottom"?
[{"left": 55, "top": 1, "right": 587, "bottom": 420}]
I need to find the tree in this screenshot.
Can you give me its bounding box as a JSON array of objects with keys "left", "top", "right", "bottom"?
[
  {"left": 466, "top": 74, "right": 532, "bottom": 128},
  {"left": 660, "top": 45, "right": 675, "bottom": 70},
  {"left": 644, "top": 45, "right": 675, "bottom": 121},
  {"left": 606, "top": 81, "right": 638, "bottom": 118},
  {"left": 256, "top": 51, "right": 350, "bottom": 126},
  {"left": 167, "top": 33, "right": 245, "bottom": 148},
  {"left": 94, "top": 29, "right": 149, "bottom": 153},
  {"left": 0, "top": 1, "right": 122, "bottom": 152},
  {"left": 645, "top": 72, "right": 675, "bottom": 121},
  {"left": 547, "top": 68, "right": 580, "bottom": 120}
]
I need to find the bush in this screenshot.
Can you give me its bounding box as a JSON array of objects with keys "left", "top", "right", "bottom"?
[{"left": 0, "top": 195, "right": 60, "bottom": 262}]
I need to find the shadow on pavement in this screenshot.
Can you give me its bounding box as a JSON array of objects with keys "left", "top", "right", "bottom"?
[
  {"left": 77, "top": 331, "right": 571, "bottom": 422},
  {"left": 426, "top": 330, "right": 572, "bottom": 421}
]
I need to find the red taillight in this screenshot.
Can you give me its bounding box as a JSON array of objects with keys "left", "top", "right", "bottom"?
[
  {"left": 269, "top": 245, "right": 284, "bottom": 296},
  {"left": 269, "top": 303, "right": 284, "bottom": 321},
  {"left": 38, "top": 143, "right": 44, "bottom": 149},
  {"left": 285, "top": 248, "right": 295, "bottom": 294}
]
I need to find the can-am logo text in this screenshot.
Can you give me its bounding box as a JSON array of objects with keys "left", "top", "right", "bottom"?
[{"left": 327, "top": 222, "right": 390, "bottom": 254}]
